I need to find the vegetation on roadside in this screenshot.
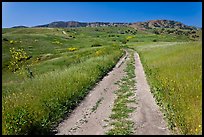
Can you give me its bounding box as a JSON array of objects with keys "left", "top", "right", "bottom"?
[
  {"left": 128, "top": 42, "right": 202, "bottom": 135},
  {"left": 106, "top": 51, "right": 136, "bottom": 135},
  {"left": 2, "top": 46, "right": 124, "bottom": 135},
  {"left": 91, "top": 97, "right": 104, "bottom": 112}
]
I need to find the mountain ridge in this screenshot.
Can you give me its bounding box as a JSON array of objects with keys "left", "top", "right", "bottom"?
[{"left": 11, "top": 20, "right": 199, "bottom": 30}]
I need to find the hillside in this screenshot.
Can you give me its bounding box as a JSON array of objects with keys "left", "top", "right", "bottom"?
[{"left": 11, "top": 20, "right": 199, "bottom": 31}]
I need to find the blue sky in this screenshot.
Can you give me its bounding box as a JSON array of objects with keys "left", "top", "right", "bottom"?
[{"left": 2, "top": 2, "right": 202, "bottom": 28}]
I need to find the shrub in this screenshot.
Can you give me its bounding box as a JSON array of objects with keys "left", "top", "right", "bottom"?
[
  {"left": 3, "top": 38, "right": 9, "bottom": 41},
  {"left": 121, "top": 39, "right": 127, "bottom": 44},
  {"left": 91, "top": 43, "right": 102, "bottom": 47},
  {"left": 153, "top": 30, "right": 160, "bottom": 35}
]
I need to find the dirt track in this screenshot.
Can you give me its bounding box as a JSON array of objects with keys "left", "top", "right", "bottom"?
[
  {"left": 56, "top": 51, "right": 129, "bottom": 135},
  {"left": 131, "top": 52, "right": 170, "bottom": 135},
  {"left": 55, "top": 50, "right": 170, "bottom": 135}
]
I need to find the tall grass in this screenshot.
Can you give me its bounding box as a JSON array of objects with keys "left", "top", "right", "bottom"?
[
  {"left": 129, "top": 42, "right": 202, "bottom": 134},
  {"left": 2, "top": 47, "right": 124, "bottom": 135},
  {"left": 2, "top": 46, "right": 118, "bottom": 95}
]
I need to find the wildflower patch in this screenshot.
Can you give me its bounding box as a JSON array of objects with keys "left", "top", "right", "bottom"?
[{"left": 67, "top": 47, "right": 78, "bottom": 52}]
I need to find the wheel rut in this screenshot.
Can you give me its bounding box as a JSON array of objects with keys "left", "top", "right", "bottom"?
[{"left": 131, "top": 52, "right": 170, "bottom": 135}]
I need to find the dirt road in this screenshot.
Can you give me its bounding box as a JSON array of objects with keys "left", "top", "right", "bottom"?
[
  {"left": 56, "top": 51, "right": 129, "bottom": 135},
  {"left": 55, "top": 50, "right": 170, "bottom": 135},
  {"left": 131, "top": 52, "right": 170, "bottom": 135}
]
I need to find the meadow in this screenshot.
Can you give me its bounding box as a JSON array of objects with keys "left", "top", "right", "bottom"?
[
  {"left": 128, "top": 41, "right": 202, "bottom": 135},
  {"left": 2, "top": 26, "right": 202, "bottom": 134}
]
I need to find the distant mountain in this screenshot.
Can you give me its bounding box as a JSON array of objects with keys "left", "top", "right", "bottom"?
[
  {"left": 34, "top": 21, "right": 129, "bottom": 28},
  {"left": 11, "top": 20, "right": 199, "bottom": 30},
  {"left": 130, "top": 20, "right": 197, "bottom": 30},
  {"left": 34, "top": 21, "right": 86, "bottom": 28},
  {"left": 12, "top": 25, "right": 29, "bottom": 28}
]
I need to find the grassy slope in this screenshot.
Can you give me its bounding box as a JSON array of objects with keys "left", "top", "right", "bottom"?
[
  {"left": 128, "top": 41, "right": 202, "bottom": 135},
  {"left": 2, "top": 48, "right": 123, "bottom": 135},
  {"left": 2, "top": 27, "right": 125, "bottom": 134}
]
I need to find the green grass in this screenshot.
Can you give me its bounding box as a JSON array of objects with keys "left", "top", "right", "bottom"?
[
  {"left": 106, "top": 51, "right": 136, "bottom": 135},
  {"left": 128, "top": 42, "right": 202, "bottom": 135},
  {"left": 2, "top": 47, "right": 124, "bottom": 135}
]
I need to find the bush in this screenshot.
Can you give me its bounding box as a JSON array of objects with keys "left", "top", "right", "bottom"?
[
  {"left": 3, "top": 38, "right": 9, "bottom": 41},
  {"left": 121, "top": 39, "right": 127, "bottom": 44},
  {"left": 91, "top": 43, "right": 102, "bottom": 47},
  {"left": 153, "top": 30, "right": 160, "bottom": 35}
]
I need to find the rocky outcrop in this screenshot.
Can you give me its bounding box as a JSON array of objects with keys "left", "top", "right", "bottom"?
[{"left": 130, "top": 20, "right": 196, "bottom": 30}]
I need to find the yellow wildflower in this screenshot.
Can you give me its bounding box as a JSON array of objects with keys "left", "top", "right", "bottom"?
[
  {"left": 199, "top": 125, "right": 201, "bottom": 128},
  {"left": 10, "top": 40, "right": 14, "bottom": 44},
  {"left": 68, "top": 47, "right": 77, "bottom": 52}
]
